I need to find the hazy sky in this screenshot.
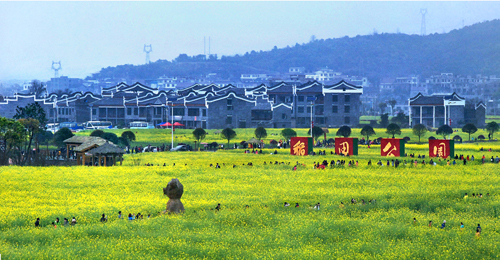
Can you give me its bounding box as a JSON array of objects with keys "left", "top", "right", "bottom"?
[{"left": 1, "top": 1, "right": 500, "bottom": 81}]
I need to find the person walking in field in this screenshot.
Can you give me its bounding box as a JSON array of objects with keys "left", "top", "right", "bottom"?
[
  {"left": 71, "top": 217, "right": 77, "bottom": 225},
  {"left": 476, "top": 224, "right": 482, "bottom": 238},
  {"left": 428, "top": 221, "right": 432, "bottom": 228},
  {"left": 215, "top": 203, "right": 221, "bottom": 211},
  {"left": 35, "top": 218, "right": 40, "bottom": 227},
  {"left": 441, "top": 220, "right": 446, "bottom": 229},
  {"left": 460, "top": 222, "right": 464, "bottom": 230},
  {"left": 100, "top": 214, "right": 107, "bottom": 223}
]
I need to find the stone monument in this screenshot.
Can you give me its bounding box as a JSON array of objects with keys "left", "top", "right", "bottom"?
[{"left": 163, "top": 178, "right": 185, "bottom": 213}]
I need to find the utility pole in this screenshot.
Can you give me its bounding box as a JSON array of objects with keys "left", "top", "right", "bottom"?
[
  {"left": 420, "top": 9, "right": 427, "bottom": 36},
  {"left": 51, "top": 61, "right": 61, "bottom": 78},
  {"left": 307, "top": 96, "right": 316, "bottom": 138},
  {"left": 144, "top": 44, "right": 152, "bottom": 64}
]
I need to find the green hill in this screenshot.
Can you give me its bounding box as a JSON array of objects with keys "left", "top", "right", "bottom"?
[{"left": 88, "top": 19, "right": 500, "bottom": 82}]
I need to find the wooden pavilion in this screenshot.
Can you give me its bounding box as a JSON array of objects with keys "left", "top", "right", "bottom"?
[
  {"left": 64, "top": 136, "right": 124, "bottom": 166},
  {"left": 64, "top": 136, "right": 108, "bottom": 159},
  {"left": 87, "top": 143, "right": 125, "bottom": 166}
]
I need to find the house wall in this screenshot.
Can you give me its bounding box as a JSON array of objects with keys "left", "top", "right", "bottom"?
[{"left": 207, "top": 98, "right": 254, "bottom": 129}]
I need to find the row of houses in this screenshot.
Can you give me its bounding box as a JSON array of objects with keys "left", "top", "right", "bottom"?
[
  {"left": 0, "top": 80, "right": 363, "bottom": 129},
  {"left": 0, "top": 79, "right": 487, "bottom": 129}
]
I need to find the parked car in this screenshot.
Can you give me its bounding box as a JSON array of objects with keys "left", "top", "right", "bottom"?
[{"left": 170, "top": 145, "right": 189, "bottom": 151}]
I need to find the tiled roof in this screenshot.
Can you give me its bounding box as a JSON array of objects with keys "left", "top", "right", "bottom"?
[{"left": 88, "top": 142, "right": 124, "bottom": 154}]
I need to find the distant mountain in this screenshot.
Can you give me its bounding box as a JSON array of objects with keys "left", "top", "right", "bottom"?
[{"left": 88, "top": 19, "right": 500, "bottom": 83}]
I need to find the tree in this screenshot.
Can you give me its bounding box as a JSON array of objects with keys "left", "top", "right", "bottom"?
[
  {"left": 90, "top": 130, "right": 105, "bottom": 137},
  {"left": 378, "top": 102, "right": 387, "bottom": 114},
  {"left": 391, "top": 112, "right": 409, "bottom": 128},
  {"left": 13, "top": 102, "right": 48, "bottom": 165},
  {"left": 336, "top": 125, "right": 351, "bottom": 138},
  {"left": 281, "top": 128, "right": 297, "bottom": 140},
  {"left": 28, "top": 80, "right": 47, "bottom": 98},
  {"left": 436, "top": 125, "right": 453, "bottom": 139},
  {"left": 17, "top": 118, "right": 40, "bottom": 165},
  {"left": 121, "top": 130, "right": 136, "bottom": 146},
  {"left": 13, "top": 102, "right": 47, "bottom": 127},
  {"left": 486, "top": 121, "right": 500, "bottom": 140},
  {"left": 461, "top": 123, "right": 478, "bottom": 141},
  {"left": 0, "top": 117, "right": 26, "bottom": 165},
  {"left": 412, "top": 124, "right": 428, "bottom": 143},
  {"left": 388, "top": 99, "right": 397, "bottom": 115},
  {"left": 360, "top": 125, "right": 376, "bottom": 142},
  {"left": 255, "top": 127, "right": 267, "bottom": 141},
  {"left": 307, "top": 126, "right": 324, "bottom": 141},
  {"left": 53, "top": 127, "right": 74, "bottom": 147},
  {"left": 221, "top": 128, "right": 237, "bottom": 145},
  {"left": 385, "top": 123, "right": 401, "bottom": 138},
  {"left": 103, "top": 132, "right": 119, "bottom": 144},
  {"left": 380, "top": 113, "right": 389, "bottom": 128},
  {"left": 37, "top": 130, "right": 54, "bottom": 151},
  {"left": 192, "top": 128, "right": 207, "bottom": 149}
]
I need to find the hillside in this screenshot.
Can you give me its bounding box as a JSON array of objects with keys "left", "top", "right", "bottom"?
[{"left": 88, "top": 19, "right": 500, "bottom": 82}]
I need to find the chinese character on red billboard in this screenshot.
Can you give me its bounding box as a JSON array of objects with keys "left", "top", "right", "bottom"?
[
  {"left": 381, "top": 138, "right": 405, "bottom": 157},
  {"left": 335, "top": 138, "right": 358, "bottom": 156},
  {"left": 290, "top": 137, "right": 313, "bottom": 156},
  {"left": 429, "top": 139, "right": 454, "bottom": 158}
]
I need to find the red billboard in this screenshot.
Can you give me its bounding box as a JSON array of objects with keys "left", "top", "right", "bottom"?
[
  {"left": 290, "top": 137, "right": 313, "bottom": 156},
  {"left": 335, "top": 138, "right": 358, "bottom": 156},
  {"left": 381, "top": 138, "right": 405, "bottom": 157},
  {"left": 429, "top": 139, "right": 455, "bottom": 158}
]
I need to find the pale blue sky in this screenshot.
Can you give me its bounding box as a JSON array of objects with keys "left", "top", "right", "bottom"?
[{"left": 1, "top": 1, "right": 500, "bottom": 81}]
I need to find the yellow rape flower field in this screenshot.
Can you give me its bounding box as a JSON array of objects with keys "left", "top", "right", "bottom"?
[{"left": 1, "top": 143, "right": 500, "bottom": 259}]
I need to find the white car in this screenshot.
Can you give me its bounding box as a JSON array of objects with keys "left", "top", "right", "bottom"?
[{"left": 170, "top": 145, "right": 189, "bottom": 151}]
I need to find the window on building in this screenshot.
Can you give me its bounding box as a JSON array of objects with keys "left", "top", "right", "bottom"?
[
  {"left": 92, "top": 109, "right": 97, "bottom": 116},
  {"left": 227, "top": 98, "right": 233, "bottom": 110},
  {"left": 188, "top": 108, "right": 200, "bottom": 116},
  {"left": 344, "top": 117, "right": 350, "bottom": 124},
  {"left": 307, "top": 106, "right": 311, "bottom": 113},
  {"left": 155, "top": 107, "right": 162, "bottom": 116},
  {"left": 139, "top": 107, "right": 146, "bottom": 117},
  {"left": 127, "top": 108, "right": 132, "bottom": 115},
  {"left": 332, "top": 106, "right": 338, "bottom": 113},
  {"left": 108, "top": 108, "right": 116, "bottom": 117},
  {"left": 345, "top": 95, "right": 350, "bottom": 103},
  {"left": 298, "top": 95, "right": 305, "bottom": 102},
  {"left": 251, "top": 110, "right": 272, "bottom": 120},
  {"left": 117, "top": 108, "right": 125, "bottom": 118},
  {"left": 134, "top": 108, "right": 138, "bottom": 116},
  {"left": 298, "top": 106, "right": 304, "bottom": 113},
  {"left": 173, "top": 107, "right": 184, "bottom": 116},
  {"left": 202, "top": 109, "right": 207, "bottom": 117},
  {"left": 315, "top": 105, "right": 324, "bottom": 115},
  {"left": 226, "top": 115, "right": 232, "bottom": 125},
  {"left": 282, "top": 113, "right": 287, "bottom": 120},
  {"left": 99, "top": 108, "right": 106, "bottom": 117},
  {"left": 345, "top": 106, "right": 350, "bottom": 114}
]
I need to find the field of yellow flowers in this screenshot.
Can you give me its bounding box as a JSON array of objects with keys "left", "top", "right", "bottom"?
[{"left": 1, "top": 145, "right": 500, "bottom": 259}]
